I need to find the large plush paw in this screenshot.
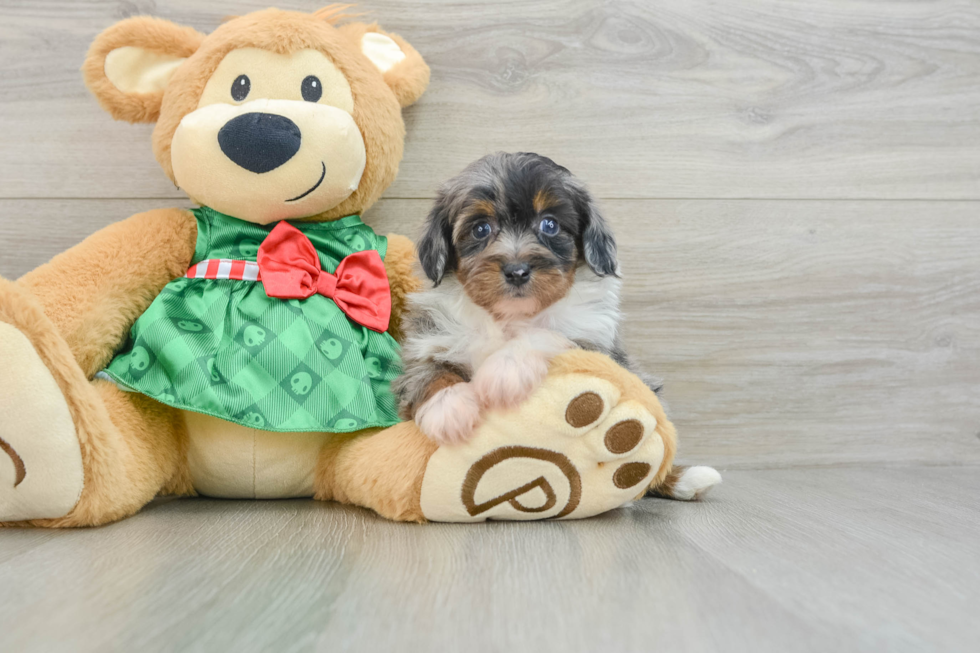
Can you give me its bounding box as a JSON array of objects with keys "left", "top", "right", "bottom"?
[
  {"left": 416, "top": 382, "right": 482, "bottom": 445},
  {"left": 0, "top": 321, "right": 83, "bottom": 522},
  {"left": 420, "top": 362, "right": 669, "bottom": 522},
  {"left": 471, "top": 346, "right": 549, "bottom": 410}
]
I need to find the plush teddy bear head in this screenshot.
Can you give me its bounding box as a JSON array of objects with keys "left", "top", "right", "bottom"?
[{"left": 82, "top": 5, "right": 429, "bottom": 224}]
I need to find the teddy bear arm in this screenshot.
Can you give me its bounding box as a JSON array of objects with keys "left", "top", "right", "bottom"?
[
  {"left": 383, "top": 233, "right": 423, "bottom": 344},
  {"left": 17, "top": 207, "right": 198, "bottom": 377}
]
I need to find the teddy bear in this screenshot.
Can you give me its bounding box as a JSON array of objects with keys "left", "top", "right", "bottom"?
[{"left": 0, "top": 5, "right": 681, "bottom": 526}]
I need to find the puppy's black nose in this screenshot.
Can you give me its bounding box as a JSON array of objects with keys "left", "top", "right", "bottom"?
[
  {"left": 218, "top": 112, "right": 301, "bottom": 174},
  {"left": 502, "top": 263, "right": 531, "bottom": 286}
]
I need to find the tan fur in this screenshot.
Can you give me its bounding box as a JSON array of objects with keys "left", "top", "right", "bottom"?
[
  {"left": 81, "top": 16, "right": 205, "bottom": 123},
  {"left": 153, "top": 10, "right": 423, "bottom": 221},
  {"left": 315, "top": 420, "right": 438, "bottom": 522},
  {"left": 451, "top": 200, "right": 496, "bottom": 243},
  {"left": 458, "top": 238, "right": 574, "bottom": 317},
  {"left": 525, "top": 262, "right": 576, "bottom": 314},
  {"left": 337, "top": 23, "right": 431, "bottom": 109},
  {"left": 83, "top": 9, "right": 428, "bottom": 222},
  {"left": 312, "top": 4, "right": 358, "bottom": 23},
  {"left": 469, "top": 199, "right": 496, "bottom": 218},
  {"left": 647, "top": 465, "right": 687, "bottom": 500},
  {"left": 532, "top": 190, "right": 557, "bottom": 214},
  {"left": 18, "top": 209, "right": 198, "bottom": 379},
  {"left": 456, "top": 256, "right": 502, "bottom": 311},
  {"left": 382, "top": 233, "right": 423, "bottom": 343},
  {"left": 0, "top": 279, "right": 191, "bottom": 528},
  {"left": 3, "top": 8, "right": 433, "bottom": 527}
]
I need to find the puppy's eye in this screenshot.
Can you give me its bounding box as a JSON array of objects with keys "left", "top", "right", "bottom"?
[
  {"left": 472, "top": 221, "right": 493, "bottom": 239},
  {"left": 231, "top": 75, "right": 250, "bottom": 102},
  {"left": 539, "top": 217, "right": 560, "bottom": 236},
  {"left": 302, "top": 76, "right": 323, "bottom": 102}
]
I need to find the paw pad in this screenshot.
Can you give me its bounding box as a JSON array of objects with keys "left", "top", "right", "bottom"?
[
  {"left": 613, "top": 462, "right": 652, "bottom": 489},
  {"left": 421, "top": 372, "right": 666, "bottom": 522},
  {"left": 603, "top": 419, "right": 644, "bottom": 455},
  {"left": 565, "top": 391, "right": 604, "bottom": 427}
]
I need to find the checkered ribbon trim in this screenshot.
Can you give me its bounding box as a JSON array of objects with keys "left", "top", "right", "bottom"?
[{"left": 185, "top": 259, "right": 262, "bottom": 282}]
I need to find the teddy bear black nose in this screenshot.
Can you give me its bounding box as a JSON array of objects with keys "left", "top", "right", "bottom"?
[{"left": 217, "top": 112, "right": 301, "bottom": 174}]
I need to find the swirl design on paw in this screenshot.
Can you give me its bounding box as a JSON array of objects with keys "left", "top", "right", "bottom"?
[
  {"left": 420, "top": 370, "right": 666, "bottom": 522},
  {"left": 461, "top": 446, "right": 582, "bottom": 518},
  {"left": 0, "top": 436, "right": 25, "bottom": 487}
]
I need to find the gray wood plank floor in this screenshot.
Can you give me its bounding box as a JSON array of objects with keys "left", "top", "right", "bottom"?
[
  {"left": 1, "top": 468, "right": 978, "bottom": 653},
  {"left": 1, "top": 1, "right": 979, "bottom": 650}
]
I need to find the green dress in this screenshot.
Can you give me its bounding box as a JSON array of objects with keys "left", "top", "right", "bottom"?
[{"left": 102, "top": 207, "right": 401, "bottom": 433}]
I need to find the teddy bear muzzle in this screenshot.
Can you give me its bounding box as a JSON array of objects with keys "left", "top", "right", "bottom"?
[{"left": 171, "top": 98, "right": 367, "bottom": 224}]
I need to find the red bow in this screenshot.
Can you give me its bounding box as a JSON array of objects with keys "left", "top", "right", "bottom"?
[{"left": 258, "top": 221, "right": 391, "bottom": 333}]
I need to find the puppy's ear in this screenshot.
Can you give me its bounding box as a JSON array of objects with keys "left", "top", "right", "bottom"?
[
  {"left": 573, "top": 185, "right": 619, "bottom": 276},
  {"left": 417, "top": 199, "right": 456, "bottom": 285}
]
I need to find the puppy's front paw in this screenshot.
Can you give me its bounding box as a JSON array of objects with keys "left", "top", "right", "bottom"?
[
  {"left": 472, "top": 348, "right": 549, "bottom": 410},
  {"left": 416, "top": 382, "right": 482, "bottom": 446}
]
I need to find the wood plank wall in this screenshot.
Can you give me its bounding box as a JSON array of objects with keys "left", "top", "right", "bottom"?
[{"left": 1, "top": 0, "right": 978, "bottom": 468}]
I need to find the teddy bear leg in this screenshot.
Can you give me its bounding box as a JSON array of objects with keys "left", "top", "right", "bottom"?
[
  {"left": 0, "top": 278, "right": 189, "bottom": 527},
  {"left": 314, "top": 422, "right": 437, "bottom": 523},
  {"left": 315, "top": 350, "right": 706, "bottom": 523}
]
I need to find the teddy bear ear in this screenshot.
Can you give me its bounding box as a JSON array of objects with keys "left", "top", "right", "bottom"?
[
  {"left": 339, "top": 23, "right": 431, "bottom": 108},
  {"left": 82, "top": 16, "right": 205, "bottom": 123}
]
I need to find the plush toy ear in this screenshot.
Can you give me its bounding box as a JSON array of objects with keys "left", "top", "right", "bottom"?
[
  {"left": 339, "top": 23, "right": 430, "bottom": 108},
  {"left": 82, "top": 16, "right": 205, "bottom": 123}
]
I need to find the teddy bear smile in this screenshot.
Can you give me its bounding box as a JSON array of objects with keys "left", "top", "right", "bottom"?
[
  {"left": 171, "top": 98, "right": 367, "bottom": 223},
  {"left": 286, "top": 161, "right": 327, "bottom": 202}
]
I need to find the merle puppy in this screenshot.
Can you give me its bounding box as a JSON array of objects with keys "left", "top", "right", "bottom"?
[{"left": 394, "top": 152, "right": 720, "bottom": 501}]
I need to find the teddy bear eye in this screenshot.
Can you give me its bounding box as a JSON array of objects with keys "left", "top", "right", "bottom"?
[
  {"left": 301, "top": 75, "right": 323, "bottom": 102},
  {"left": 231, "top": 74, "right": 250, "bottom": 102}
]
